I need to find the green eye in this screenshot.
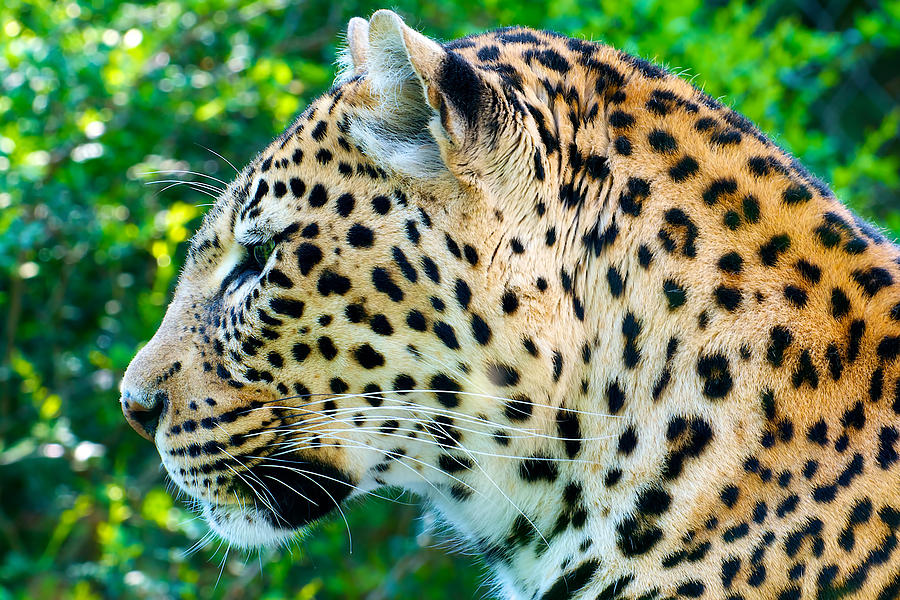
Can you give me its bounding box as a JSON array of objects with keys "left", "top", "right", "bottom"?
[{"left": 251, "top": 240, "right": 276, "bottom": 268}]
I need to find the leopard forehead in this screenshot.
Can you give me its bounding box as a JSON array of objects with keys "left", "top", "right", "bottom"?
[{"left": 122, "top": 13, "right": 900, "bottom": 600}]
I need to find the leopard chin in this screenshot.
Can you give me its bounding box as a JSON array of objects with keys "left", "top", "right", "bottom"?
[{"left": 196, "top": 458, "right": 355, "bottom": 549}]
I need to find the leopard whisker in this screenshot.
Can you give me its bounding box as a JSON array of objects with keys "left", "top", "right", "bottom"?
[
  {"left": 285, "top": 422, "right": 605, "bottom": 466},
  {"left": 194, "top": 142, "right": 240, "bottom": 174},
  {"left": 260, "top": 419, "right": 612, "bottom": 462},
  {"left": 256, "top": 398, "right": 616, "bottom": 441},
  {"left": 252, "top": 388, "right": 620, "bottom": 420},
  {"left": 265, "top": 468, "right": 354, "bottom": 553},
  {"left": 137, "top": 169, "right": 229, "bottom": 186},
  {"left": 267, "top": 437, "right": 477, "bottom": 499},
  {"left": 145, "top": 178, "right": 226, "bottom": 194}
]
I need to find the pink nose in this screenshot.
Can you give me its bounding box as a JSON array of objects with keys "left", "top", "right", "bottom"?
[{"left": 120, "top": 389, "right": 167, "bottom": 441}]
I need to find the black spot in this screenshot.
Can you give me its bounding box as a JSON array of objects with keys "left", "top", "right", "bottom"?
[
  {"left": 614, "top": 136, "right": 632, "bottom": 155},
  {"left": 638, "top": 245, "right": 653, "bottom": 268},
  {"left": 663, "top": 279, "right": 687, "bottom": 309},
  {"left": 718, "top": 252, "right": 743, "bottom": 274},
  {"left": 291, "top": 343, "right": 310, "bottom": 363},
  {"left": 743, "top": 195, "right": 761, "bottom": 223},
  {"left": 616, "top": 516, "right": 662, "bottom": 557},
  {"left": 669, "top": 156, "right": 699, "bottom": 182},
  {"left": 505, "top": 394, "right": 533, "bottom": 421},
  {"left": 477, "top": 45, "right": 500, "bottom": 61},
  {"left": 556, "top": 409, "right": 582, "bottom": 459},
  {"left": 392, "top": 374, "right": 415, "bottom": 394},
  {"left": 295, "top": 243, "right": 323, "bottom": 276},
  {"left": 784, "top": 285, "right": 808, "bottom": 308},
  {"left": 702, "top": 178, "right": 738, "bottom": 206},
  {"left": 369, "top": 314, "right": 393, "bottom": 335},
  {"left": 722, "top": 557, "right": 742, "bottom": 590},
  {"left": 371, "top": 195, "right": 390, "bottom": 214},
  {"left": 372, "top": 267, "right": 403, "bottom": 302},
  {"left": 438, "top": 454, "right": 473, "bottom": 473},
  {"left": 463, "top": 245, "right": 479, "bottom": 266},
  {"left": 430, "top": 374, "right": 462, "bottom": 408},
  {"left": 619, "top": 177, "right": 650, "bottom": 216},
  {"left": 471, "top": 314, "right": 491, "bottom": 345},
  {"left": 853, "top": 267, "right": 893, "bottom": 297},
  {"left": 519, "top": 455, "right": 558, "bottom": 482},
  {"left": 622, "top": 311, "right": 642, "bottom": 368},
  {"left": 617, "top": 426, "right": 637, "bottom": 455},
  {"left": 266, "top": 269, "right": 292, "bottom": 288},
  {"left": 317, "top": 269, "right": 351, "bottom": 296},
  {"left": 607, "top": 266, "right": 624, "bottom": 297},
  {"left": 270, "top": 297, "right": 305, "bottom": 318},
  {"left": 347, "top": 224, "right": 374, "bottom": 248},
  {"left": 871, "top": 367, "right": 886, "bottom": 401},
  {"left": 826, "top": 343, "right": 843, "bottom": 381},
  {"left": 585, "top": 155, "right": 609, "bottom": 180},
  {"left": 795, "top": 260, "right": 822, "bottom": 284},
  {"left": 252, "top": 179, "right": 269, "bottom": 203},
  {"left": 767, "top": 326, "right": 793, "bottom": 367},
  {"left": 697, "top": 353, "right": 733, "bottom": 399},
  {"left": 607, "top": 381, "right": 625, "bottom": 414},
  {"left": 487, "top": 363, "right": 520, "bottom": 387},
  {"left": 676, "top": 581, "right": 705, "bottom": 597},
  {"left": 759, "top": 234, "right": 791, "bottom": 267},
  {"left": 454, "top": 279, "right": 471, "bottom": 309},
  {"left": 300, "top": 223, "right": 318, "bottom": 239},
  {"left": 638, "top": 486, "right": 672, "bottom": 515},
  {"left": 308, "top": 183, "right": 327, "bottom": 207},
  {"left": 609, "top": 110, "right": 635, "bottom": 129},
  {"left": 791, "top": 350, "right": 819, "bottom": 389},
  {"left": 335, "top": 193, "right": 355, "bottom": 217},
  {"left": 715, "top": 286, "right": 742, "bottom": 311},
  {"left": 539, "top": 561, "right": 600, "bottom": 600},
  {"left": 315, "top": 148, "right": 332, "bottom": 164},
  {"left": 354, "top": 344, "right": 384, "bottom": 369},
  {"left": 433, "top": 321, "right": 460, "bottom": 350},
  {"left": 782, "top": 184, "right": 812, "bottom": 205},
  {"left": 848, "top": 319, "right": 866, "bottom": 362},
  {"left": 406, "top": 310, "right": 427, "bottom": 331},
  {"left": 421, "top": 256, "right": 440, "bottom": 283},
  {"left": 524, "top": 47, "right": 571, "bottom": 73},
  {"left": 648, "top": 129, "right": 677, "bottom": 153},
  {"left": 502, "top": 291, "right": 519, "bottom": 314},
  {"left": 311, "top": 120, "right": 327, "bottom": 141},
  {"left": 661, "top": 208, "right": 699, "bottom": 257},
  {"left": 877, "top": 426, "right": 899, "bottom": 469},
  {"left": 317, "top": 336, "right": 337, "bottom": 360},
  {"left": 831, "top": 288, "right": 851, "bottom": 319}
]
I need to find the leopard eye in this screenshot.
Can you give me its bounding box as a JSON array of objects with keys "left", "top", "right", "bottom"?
[{"left": 251, "top": 240, "right": 276, "bottom": 269}]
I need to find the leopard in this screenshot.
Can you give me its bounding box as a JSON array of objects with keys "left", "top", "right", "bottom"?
[{"left": 120, "top": 10, "right": 900, "bottom": 599}]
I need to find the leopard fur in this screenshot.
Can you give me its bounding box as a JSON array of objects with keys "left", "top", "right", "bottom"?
[{"left": 121, "top": 10, "right": 900, "bottom": 599}]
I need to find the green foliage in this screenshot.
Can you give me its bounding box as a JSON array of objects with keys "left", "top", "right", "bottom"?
[{"left": 0, "top": 0, "right": 896, "bottom": 597}]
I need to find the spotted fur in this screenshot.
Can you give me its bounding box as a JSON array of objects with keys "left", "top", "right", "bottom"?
[{"left": 121, "top": 10, "right": 900, "bottom": 599}]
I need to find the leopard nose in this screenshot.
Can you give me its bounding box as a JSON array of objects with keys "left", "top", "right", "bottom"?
[{"left": 121, "top": 389, "right": 168, "bottom": 441}]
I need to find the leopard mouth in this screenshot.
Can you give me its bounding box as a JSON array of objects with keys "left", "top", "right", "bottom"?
[{"left": 198, "top": 457, "right": 355, "bottom": 548}]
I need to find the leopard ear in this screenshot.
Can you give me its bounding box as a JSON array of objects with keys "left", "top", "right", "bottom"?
[
  {"left": 342, "top": 17, "right": 369, "bottom": 77},
  {"left": 349, "top": 10, "right": 492, "bottom": 178}
]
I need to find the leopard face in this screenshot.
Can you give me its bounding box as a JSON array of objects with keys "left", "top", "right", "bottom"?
[{"left": 121, "top": 10, "right": 900, "bottom": 599}]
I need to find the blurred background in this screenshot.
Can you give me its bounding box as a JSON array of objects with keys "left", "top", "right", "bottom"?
[{"left": 1, "top": 0, "right": 897, "bottom": 598}]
